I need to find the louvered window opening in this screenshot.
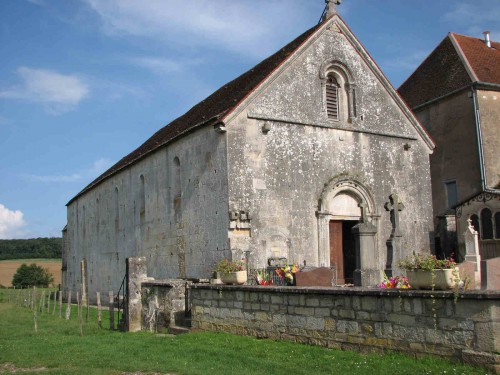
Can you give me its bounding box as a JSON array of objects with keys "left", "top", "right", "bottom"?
[{"left": 326, "top": 76, "right": 339, "bottom": 120}]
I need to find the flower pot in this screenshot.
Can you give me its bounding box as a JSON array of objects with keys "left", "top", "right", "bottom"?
[
  {"left": 220, "top": 271, "right": 247, "bottom": 285},
  {"left": 406, "top": 269, "right": 455, "bottom": 290}
]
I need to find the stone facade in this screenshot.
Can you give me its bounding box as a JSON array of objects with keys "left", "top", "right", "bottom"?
[
  {"left": 63, "top": 13, "right": 434, "bottom": 298},
  {"left": 191, "top": 284, "right": 500, "bottom": 372}
]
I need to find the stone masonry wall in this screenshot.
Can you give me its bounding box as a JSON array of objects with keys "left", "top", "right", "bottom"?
[{"left": 191, "top": 285, "right": 500, "bottom": 372}]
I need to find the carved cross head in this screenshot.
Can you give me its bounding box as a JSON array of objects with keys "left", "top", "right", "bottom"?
[{"left": 325, "top": 0, "right": 342, "bottom": 17}]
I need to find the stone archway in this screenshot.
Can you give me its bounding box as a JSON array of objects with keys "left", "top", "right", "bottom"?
[{"left": 317, "top": 178, "right": 380, "bottom": 285}]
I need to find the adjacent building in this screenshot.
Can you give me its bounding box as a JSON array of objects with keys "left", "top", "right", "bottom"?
[{"left": 399, "top": 31, "right": 500, "bottom": 260}]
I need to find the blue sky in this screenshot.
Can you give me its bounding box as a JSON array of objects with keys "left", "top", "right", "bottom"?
[{"left": 0, "top": 0, "right": 498, "bottom": 239}]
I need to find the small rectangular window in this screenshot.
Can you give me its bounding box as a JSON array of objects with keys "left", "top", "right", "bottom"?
[
  {"left": 326, "top": 76, "right": 339, "bottom": 120},
  {"left": 445, "top": 181, "right": 458, "bottom": 208}
]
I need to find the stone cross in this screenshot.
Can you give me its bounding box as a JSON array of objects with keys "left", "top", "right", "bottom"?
[
  {"left": 325, "top": 0, "right": 341, "bottom": 17},
  {"left": 384, "top": 193, "right": 404, "bottom": 237}
]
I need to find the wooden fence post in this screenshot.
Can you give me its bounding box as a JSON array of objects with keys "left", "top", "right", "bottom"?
[
  {"left": 59, "top": 290, "right": 63, "bottom": 318},
  {"left": 77, "top": 291, "right": 83, "bottom": 336},
  {"left": 39, "top": 291, "right": 45, "bottom": 315},
  {"left": 96, "top": 292, "right": 102, "bottom": 329},
  {"left": 32, "top": 287, "right": 37, "bottom": 333},
  {"left": 53, "top": 291, "right": 57, "bottom": 315},
  {"left": 77, "top": 291, "right": 81, "bottom": 320},
  {"left": 65, "top": 291, "right": 71, "bottom": 320},
  {"left": 109, "top": 291, "right": 114, "bottom": 330}
]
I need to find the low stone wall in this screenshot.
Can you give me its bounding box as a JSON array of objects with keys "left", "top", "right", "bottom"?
[
  {"left": 190, "top": 285, "right": 500, "bottom": 372},
  {"left": 141, "top": 280, "right": 191, "bottom": 332}
]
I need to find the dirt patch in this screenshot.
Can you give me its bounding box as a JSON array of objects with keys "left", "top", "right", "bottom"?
[
  {"left": 0, "top": 363, "right": 47, "bottom": 373},
  {"left": 0, "top": 260, "right": 61, "bottom": 287}
]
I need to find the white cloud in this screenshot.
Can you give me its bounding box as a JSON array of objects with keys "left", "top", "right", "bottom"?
[
  {"left": 0, "top": 67, "right": 89, "bottom": 114},
  {"left": 130, "top": 56, "right": 186, "bottom": 74},
  {"left": 444, "top": 1, "right": 500, "bottom": 40},
  {"left": 82, "top": 0, "right": 315, "bottom": 58},
  {"left": 383, "top": 50, "right": 429, "bottom": 71},
  {"left": 0, "top": 204, "right": 27, "bottom": 239},
  {"left": 22, "top": 174, "right": 83, "bottom": 183},
  {"left": 21, "top": 158, "right": 114, "bottom": 184},
  {"left": 86, "top": 158, "right": 114, "bottom": 177}
]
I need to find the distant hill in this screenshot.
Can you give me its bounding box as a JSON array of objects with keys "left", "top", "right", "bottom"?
[{"left": 0, "top": 237, "right": 62, "bottom": 260}]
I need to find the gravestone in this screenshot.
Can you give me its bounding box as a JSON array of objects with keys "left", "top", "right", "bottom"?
[{"left": 295, "top": 267, "right": 335, "bottom": 287}]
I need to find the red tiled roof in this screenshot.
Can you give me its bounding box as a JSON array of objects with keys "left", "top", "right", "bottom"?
[
  {"left": 452, "top": 33, "right": 500, "bottom": 84},
  {"left": 398, "top": 32, "right": 500, "bottom": 109},
  {"left": 68, "top": 22, "right": 323, "bottom": 204},
  {"left": 398, "top": 35, "right": 472, "bottom": 109}
]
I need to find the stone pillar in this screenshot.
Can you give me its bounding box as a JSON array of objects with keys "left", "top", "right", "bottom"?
[
  {"left": 317, "top": 213, "right": 330, "bottom": 267},
  {"left": 352, "top": 222, "right": 380, "bottom": 286},
  {"left": 464, "top": 219, "right": 481, "bottom": 289},
  {"left": 127, "top": 257, "right": 149, "bottom": 332}
]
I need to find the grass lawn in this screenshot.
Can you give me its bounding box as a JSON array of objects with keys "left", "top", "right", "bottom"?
[{"left": 0, "top": 289, "right": 491, "bottom": 375}]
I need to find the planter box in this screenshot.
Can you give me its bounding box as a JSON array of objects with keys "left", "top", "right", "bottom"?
[
  {"left": 406, "top": 269, "right": 455, "bottom": 290},
  {"left": 220, "top": 271, "right": 247, "bottom": 285}
]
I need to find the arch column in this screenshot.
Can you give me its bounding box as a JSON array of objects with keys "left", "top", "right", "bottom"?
[
  {"left": 317, "top": 212, "right": 331, "bottom": 267},
  {"left": 352, "top": 221, "right": 380, "bottom": 286}
]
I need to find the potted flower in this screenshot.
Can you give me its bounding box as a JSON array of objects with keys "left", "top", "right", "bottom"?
[
  {"left": 275, "top": 263, "right": 301, "bottom": 286},
  {"left": 377, "top": 273, "right": 411, "bottom": 289},
  {"left": 253, "top": 269, "right": 273, "bottom": 286},
  {"left": 398, "top": 252, "right": 457, "bottom": 290},
  {"left": 213, "top": 258, "right": 247, "bottom": 285}
]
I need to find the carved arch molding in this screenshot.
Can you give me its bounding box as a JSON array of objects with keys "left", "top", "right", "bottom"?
[{"left": 316, "top": 178, "right": 378, "bottom": 267}]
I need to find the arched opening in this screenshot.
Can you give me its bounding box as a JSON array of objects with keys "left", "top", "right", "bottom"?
[
  {"left": 317, "top": 179, "right": 377, "bottom": 285},
  {"left": 481, "top": 208, "right": 493, "bottom": 240},
  {"left": 328, "top": 193, "right": 360, "bottom": 284}
]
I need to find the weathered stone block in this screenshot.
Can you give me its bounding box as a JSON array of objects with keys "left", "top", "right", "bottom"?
[
  {"left": 339, "top": 309, "right": 356, "bottom": 319},
  {"left": 306, "top": 298, "right": 320, "bottom": 307},
  {"left": 356, "top": 311, "right": 370, "bottom": 321},
  {"left": 305, "top": 316, "right": 325, "bottom": 330},
  {"left": 387, "top": 313, "right": 415, "bottom": 326},
  {"left": 295, "top": 306, "right": 315, "bottom": 316},
  {"left": 337, "top": 320, "right": 359, "bottom": 334}
]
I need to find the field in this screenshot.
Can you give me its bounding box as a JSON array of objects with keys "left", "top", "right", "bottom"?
[{"left": 0, "top": 259, "right": 61, "bottom": 287}]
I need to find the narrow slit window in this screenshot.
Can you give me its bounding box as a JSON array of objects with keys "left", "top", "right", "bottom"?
[{"left": 326, "top": 75, "right": 339, "bottom": 120}]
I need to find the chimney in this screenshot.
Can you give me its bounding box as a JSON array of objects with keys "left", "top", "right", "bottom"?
[{"left": 483, "top": 31, "right": 491, "bottom": 48}]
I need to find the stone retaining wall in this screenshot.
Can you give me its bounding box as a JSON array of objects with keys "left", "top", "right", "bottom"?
[{"left": 190, "top": 285, "right": 500, "bottom": 372}]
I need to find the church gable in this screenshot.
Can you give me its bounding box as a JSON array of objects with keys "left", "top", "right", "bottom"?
[{"left": 227, "top": 17, "right": 433, "bottom": 151}]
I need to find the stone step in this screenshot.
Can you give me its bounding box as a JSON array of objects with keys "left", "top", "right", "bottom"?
[{"left": 168, "top": 325, "right": 191, "bottom": 335}]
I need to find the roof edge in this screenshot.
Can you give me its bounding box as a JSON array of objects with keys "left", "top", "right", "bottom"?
[
  {"left": 449, "top": 32, "right": 479, "bottom": 82},
  {"left": 337, "top": 16, "right": 435, "bottom": 151}
]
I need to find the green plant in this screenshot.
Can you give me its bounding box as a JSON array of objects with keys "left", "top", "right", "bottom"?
[
  {"left": 213, "top": 258, "right": 246, "bottom": 275},
  {"left": 398, "top": 253, "right": 456, "bottom": 271},
  {"left": 12, "top": 263, "right": 54, "bottom": 288}
]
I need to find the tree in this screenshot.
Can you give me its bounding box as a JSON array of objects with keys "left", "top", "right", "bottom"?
[{"left": 12, "top": 263, "right": 54, "bottom": 288}]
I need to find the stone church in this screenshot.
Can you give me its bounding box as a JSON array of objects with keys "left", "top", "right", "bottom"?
[{"left": 62, "top": 2, "right": 434, "bottom": 296}]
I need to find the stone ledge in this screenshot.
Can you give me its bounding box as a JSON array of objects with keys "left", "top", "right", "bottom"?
[{"left": 190, "top": 284, "right": 500, "bottom": 300}]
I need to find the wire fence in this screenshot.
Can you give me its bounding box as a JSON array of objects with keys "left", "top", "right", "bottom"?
[{"left": 4, "top": 287, "right": 123, "bottom": 334}]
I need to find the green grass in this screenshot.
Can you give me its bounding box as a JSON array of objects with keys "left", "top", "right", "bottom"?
[{"left": 0, "top": 289, "right": 491, "bottom": 375}]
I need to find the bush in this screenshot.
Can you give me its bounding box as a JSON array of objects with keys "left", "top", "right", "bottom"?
[{"left": 12, "top": 263, "right": 54, "bottom": 288}]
